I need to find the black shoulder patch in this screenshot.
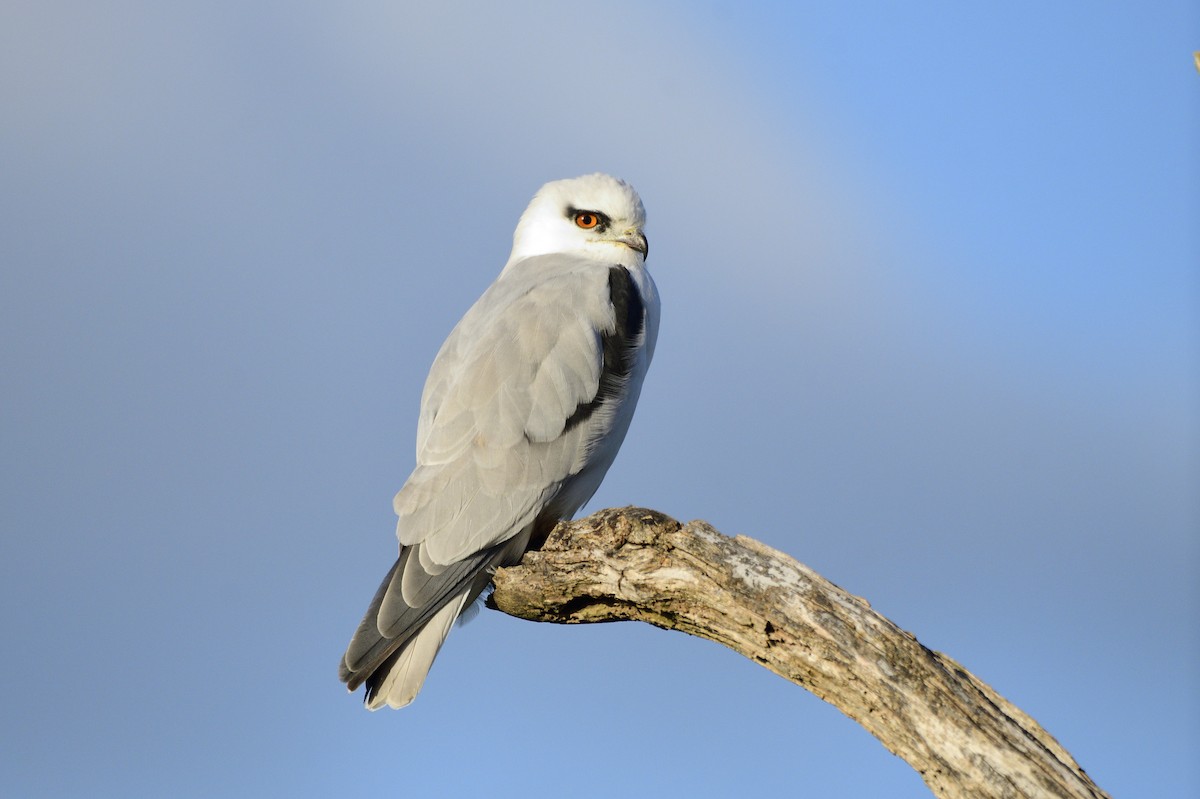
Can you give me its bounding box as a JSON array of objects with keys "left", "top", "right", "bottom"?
[{"left": 564, "top": 266, "right": 644, "bottom": 432}]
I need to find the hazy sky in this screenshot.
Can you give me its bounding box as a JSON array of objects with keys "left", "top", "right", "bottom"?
[{"left": 2, "top": 2, "right": 1197, "bottom": 797}]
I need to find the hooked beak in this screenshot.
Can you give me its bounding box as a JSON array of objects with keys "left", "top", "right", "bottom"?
[{"left": 618, "top": 230, "right": 649, "bottom": 259}]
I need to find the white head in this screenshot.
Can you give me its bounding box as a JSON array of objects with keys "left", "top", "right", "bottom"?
[{"left": 505, "top": 173, "right": 648, "bottom": 270}]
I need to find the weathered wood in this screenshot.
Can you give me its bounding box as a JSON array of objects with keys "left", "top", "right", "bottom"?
[{"left": 489, "top": 507, "right": 1110, "bottom": 799}]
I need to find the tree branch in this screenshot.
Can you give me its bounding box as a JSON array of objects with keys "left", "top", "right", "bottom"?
[{"left": 489, "top": 507, "right": 1110, "bottom": 799}]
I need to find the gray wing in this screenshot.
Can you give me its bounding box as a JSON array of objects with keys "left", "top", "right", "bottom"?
[
  {"left": 341, "top": 256, "right": 650, "bottom": 702},
  {"left": 395, "top": 256, "right": 625, "bottom": 565}
]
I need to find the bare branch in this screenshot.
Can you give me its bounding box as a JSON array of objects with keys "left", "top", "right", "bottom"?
[{"left": 489, "top": 507, "right": 1110, "bottom": 799}]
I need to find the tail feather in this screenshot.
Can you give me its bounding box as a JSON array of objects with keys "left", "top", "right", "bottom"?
[
  {"left": 363, "top": 590, "right": 471, "bottom": 710},
  {"left": 341, "top": 545, "right": 491, "bottom": 688},
  {"left": 340, "top": 524, "right": 535, "bottom": 706}
]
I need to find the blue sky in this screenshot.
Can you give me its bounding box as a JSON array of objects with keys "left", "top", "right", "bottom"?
[{"left": 2, "top": 2, "right": 1196, "bottom": 796}]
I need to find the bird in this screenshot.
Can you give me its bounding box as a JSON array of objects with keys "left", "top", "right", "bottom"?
[{"left": 339, "top": 173, "right": 659, "bottom": 709}]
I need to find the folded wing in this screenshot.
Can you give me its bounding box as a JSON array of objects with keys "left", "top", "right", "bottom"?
[{"left": 340, "top": 256, "right": 653, "bottom": 708}]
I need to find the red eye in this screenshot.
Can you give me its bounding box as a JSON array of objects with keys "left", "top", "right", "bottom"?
[{"left": 574, "top": 212, "right": 600, "bottom": 229}]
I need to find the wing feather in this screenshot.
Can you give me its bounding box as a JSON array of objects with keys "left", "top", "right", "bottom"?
[
  {"left": 393, "top": 255, "right": 618, "bottom": 566},
  {"left": 342, "top": 249, "right": 659, "bottom": 706}
]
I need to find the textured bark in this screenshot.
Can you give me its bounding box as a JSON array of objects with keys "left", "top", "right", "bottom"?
[{"left": 489, "top": 507, "right": 1110, "bottom": 799}]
